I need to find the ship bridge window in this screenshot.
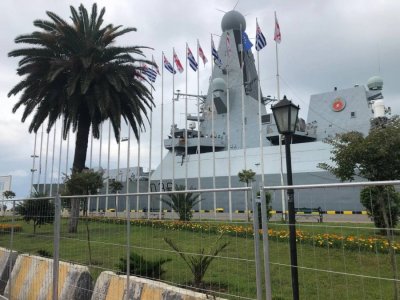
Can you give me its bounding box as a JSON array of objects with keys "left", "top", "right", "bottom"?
[
  {"left": 351, "top": 111, "right": 356, "bottom": 118},
  {"left": 261, "top": 114, "right": 271, "bottom": 124}
]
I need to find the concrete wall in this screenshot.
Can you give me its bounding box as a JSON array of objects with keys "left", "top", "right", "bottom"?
[
  {"left": 0, "top": 247, "right": 17, "bottom": 295},
  {"left": 92, "top": 271, "right": 226, "bottom": 300},
  {"left": 4, "top": 254, "right": 92, "bottom": 300},
  {"left": 0, "top": 251, "right": 225, "bottom": 299}
]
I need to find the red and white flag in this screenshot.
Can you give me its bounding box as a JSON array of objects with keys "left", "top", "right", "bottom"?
[
  {"left": 226, "top": 32, "right": 232, "bottom": 57},
  {"left": 173, "top": 49, "right": 184, "bottom": 73},
  {"left": 197, "top": 40, "right": 208, "bottom": 65},
  {"left": 274, "top": 13, "right": 281, "bottom": 43}
]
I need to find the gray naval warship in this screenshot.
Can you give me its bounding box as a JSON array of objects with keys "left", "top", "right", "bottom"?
[
  {"left": 146, "top": 10, "right": 390, "bottom": 213},
  {"left": 86, "top": 10, "right": 390, "bottom": 214}
]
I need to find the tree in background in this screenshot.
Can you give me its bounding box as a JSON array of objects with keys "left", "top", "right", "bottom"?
[
  {"left": 256, "top": 191, "right": 272, "bottom": 229},
  {"left": 2, "top": 190, "right": 16, "bottom": 200},
  {"left": 63, "top": 169, "right": 104, "bottom": 215},
  {"left": 318, "top": 116, "right": 400, "bottom": 232},
  {"left": 109, "top": 179, "right": 124, "bottom": 216},
  {"left": 63, "top": 169, "right": 103, "bottom": 265},
  {"left": 2, "top": 190, "right": 16, "bottom": 213},
  {"left": 8, "top": 3, "right": 155, "bottom": 233},
  {"left": 319, "top": 116, "right": 400, "bottom": 299},
  {"left": 162, "top": 185, "right": 201, "bottom": 221},
  {"left": 15, "top": 192, "right": 54, "bottom": 234},
  {"left": 238, "top": 169, "right": 256, "bottom": 221}
]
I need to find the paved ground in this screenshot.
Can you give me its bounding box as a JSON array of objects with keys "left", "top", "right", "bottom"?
[{"left": 87, "top": 211, "right": 373, "bottom": 224}]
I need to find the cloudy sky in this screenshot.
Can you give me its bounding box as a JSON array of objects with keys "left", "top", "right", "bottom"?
[{"left": 1, "top": 0, "right": 399, "bottom": 197}]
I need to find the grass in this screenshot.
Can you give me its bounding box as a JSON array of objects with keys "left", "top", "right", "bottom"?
[{"left": 0, "top": 217, "right": 399, "bottom": 299}]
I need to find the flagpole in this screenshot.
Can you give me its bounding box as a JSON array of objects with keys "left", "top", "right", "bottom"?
[
  {"left": 147, "top": 85, "right": 153, "bottom": 220},
  {"left": 125, "top": 124, "right": 131, "bottom": 294},
  {"left": 49, "top": 122, "right": 57, "bottom": 196},
  {"left": 106, "top": 121, "right": 111, "bottom": 211},
  {"left": 240, "top": 24, "right": 248, "bottom": 217},
  {"left": 56, "top": 122, "right": 64, "bottom": 194},
  {"left": 226, "top": 31, "right": 232, "bottom": 222},
  {"left": 196, "top": 39, "right": 202, "bottom": 218},
  {"left": 97, "top": 123, "right": 102, "bottom": 212},
  {"left": 36, "top": 125, "right": 44, "bottom": 191},
  {"left": 256, "top": 18, "right": 265, "bottom": 190},
  {"left": 136, "top": 132, "right": 140, "bottom": 217},
  {"left": 89, "top": 130, "right": 93, "bottom": 170},
  {"left": 159, "top": 53, "right": 165, "bottom": 219},
  {"left": 172, "top": 49, "right": 176, "bottom": 192},
  {"left": 30, "top": 131, "right": 38, "bottom": 195},
  {"left": 275, "top": 11, "right": 286, "bottom": 221},
  {"left": 185, "top": 44, "right": 188, "bottom": 189},
  {"left": 43, "top": 130, "right": 50, "bottom": 194},
  {"left": 211, "top": 34, "right": 217, "bottom": 219}
]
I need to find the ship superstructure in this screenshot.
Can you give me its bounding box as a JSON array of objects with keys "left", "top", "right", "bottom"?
[{"left": 149, "top": 10, "right": 389, "bottom": 212}]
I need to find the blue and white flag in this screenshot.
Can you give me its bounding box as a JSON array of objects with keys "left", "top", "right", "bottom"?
[
  {"left": 187, "top": 45, "right": 198, "bottom": 71},
  {"left": 255, "top": 21, "right": 267, "bottom": 51},
  {"left": 163, "top": 55, "right": 176, "bottom": 74},
  {"left": 143, "top": 64, "right": 157, "bottom": 82},
  {"left": 211, "top": 36, "right": 223, "bottom": 66},
  {"left": 242, "top": 31, "right": 253, "bottom": 51}
]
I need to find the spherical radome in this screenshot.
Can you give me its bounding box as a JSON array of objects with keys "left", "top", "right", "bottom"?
[
  {"left": 367, "top": 76, "right": 383, "bottom": 90},
  {"left": 221, "top": 10, "right": 246, "bottom": 32},
  {"left": 212, "top": 78, "right": 226, "bottom": 92}
]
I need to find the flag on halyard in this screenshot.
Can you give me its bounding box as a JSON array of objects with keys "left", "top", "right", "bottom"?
[
  {"left": 187, "top": 45, "right": 198, "bottom": 71},
  {"left": 152, "top": 55, "right": 160, "bottom": 75},
  {"left": 274, "top": 13, "right": 281, "bottom": 43},
  {"left": 143, "top": 64, "right": 157, "bottom": 82},
  {"left": 164, "top": 55, "right": 176, "bottom": 74},
  {"left": 255, "top": 21, "right": 267, "bottom": 51},
  {"left": 242, "top": 31, "right": 253, "bottom": 51},
  {"left": 226, "top": 32, "right": 232, "bottom": 57},
  {"left": 173, "top": 50, "right": 184, "bottom": 73},
  {"left": 197, "top": 40, "right": 208, "bottom": 65},
  {"left": 211, "top": 36, "right": 223, "bottom": 66}
]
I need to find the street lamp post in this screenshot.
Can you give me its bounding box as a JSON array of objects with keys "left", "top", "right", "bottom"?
[{"left": 271, "top": 95, "right": 300, "bottom": 300}]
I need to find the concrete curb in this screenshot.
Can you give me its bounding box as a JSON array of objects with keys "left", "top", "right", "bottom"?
[
  {"left": 4, "top": 254, "right": 92, "bottom": 300},
  {"left": 0, "top": 247, "right": 17, "bottom": 295},
  {"left": 91, "top": 271, "right": 226, "bottom": 300}
]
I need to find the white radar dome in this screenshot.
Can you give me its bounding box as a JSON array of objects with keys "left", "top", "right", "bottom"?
[
  {"left": 367, "top": 76, "right": 383, "bottom": 91},
  {"left": 212, "top": 78, "right": 226, "bottom": 92},
  {"left": 221, "top": 10, "right": 246, "bottom": 32}
]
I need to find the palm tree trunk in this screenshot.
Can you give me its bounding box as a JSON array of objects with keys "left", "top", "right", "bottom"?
[{"left": 68, "top": 109, "right": 91, "bottom": 233}]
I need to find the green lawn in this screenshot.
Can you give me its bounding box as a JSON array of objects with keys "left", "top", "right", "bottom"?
[{"left": 0, "top": 217, "right": 399, "bottom": 299}]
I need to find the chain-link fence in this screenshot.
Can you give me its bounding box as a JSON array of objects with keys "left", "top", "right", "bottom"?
[{"left": 1, "top": 181, "right": 400, "bottom": 299}]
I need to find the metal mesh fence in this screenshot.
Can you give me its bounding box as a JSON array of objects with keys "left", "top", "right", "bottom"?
[{"left": 0, "top": 181, "right": 400, "bottom": 299}]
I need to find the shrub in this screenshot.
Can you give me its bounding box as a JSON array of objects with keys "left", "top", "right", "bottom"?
[
  {"left": 256, "top": 191, "right": 272, "bottom": 228},
  {"left": 360, "top": 186, "right": 400, "bottom": 233},
  {"left": 116, "top": 252, "right": 171, "bottom": 279},
  {"left": 162, "top": 185, "right": 201, "bottom": 221}
]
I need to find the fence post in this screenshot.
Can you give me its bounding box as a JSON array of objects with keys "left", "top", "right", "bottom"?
[
  {"left": 53, "top": 194, "right": 61, "bottom": 300},
  {"left": 260, "top": 187, "right": 272, "bottom": 300},
  {"left": 8, "top": 200, "right": 16, "bottom": 299},
  {"left": 126, "top": 195, "right": 131, "bottom": 299},
  {"left": 251, "top": 186, "right": 263, "bottom": 300}
]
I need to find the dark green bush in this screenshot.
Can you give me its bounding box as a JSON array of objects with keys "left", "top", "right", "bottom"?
[
  {"left": 360, "top": 186, "right": 400, "bottom": 232},
  {"left": 117, "top": 252, "right": 171, "bottom": 279}
]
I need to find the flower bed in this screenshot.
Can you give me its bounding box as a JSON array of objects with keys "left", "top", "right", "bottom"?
[
  {"left": 82, "top": 217, "right": 400, "bottom": 254},
  {"left": 0, "top": 223, "right": 22, "bottom": 233}
]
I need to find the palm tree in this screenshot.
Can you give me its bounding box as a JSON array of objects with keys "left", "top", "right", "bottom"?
[
  {"left": 162, "top": 185, "right": 201, "bottom": 221},
  {"left": 8, "top": 4, "right": 154, "bottom": 232}
]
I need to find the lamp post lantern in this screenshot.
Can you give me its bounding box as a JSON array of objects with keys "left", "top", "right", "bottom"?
[{"left": 271, "top": 95, "right": 300, "bottom": 300}]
